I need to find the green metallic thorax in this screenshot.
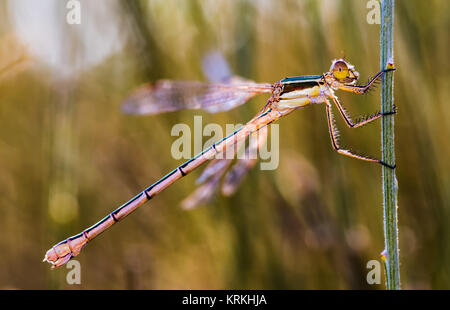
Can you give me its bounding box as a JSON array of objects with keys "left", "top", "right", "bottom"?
[
  {"left": 276, "top": 75, "right": 327, "bottom": 111},
  {"left": 280, "top": 75, "right": 323, "bottom": 83},
  {"left": 280, "top": 75, "right": 324, "bottom": 96}
]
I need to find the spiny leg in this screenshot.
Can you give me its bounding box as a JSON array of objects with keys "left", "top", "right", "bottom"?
[
  {"left": 338, "top": 68, "right": 395, "bottom": 94},
  {"left": 330, "top": 95, "right": 396, "bottom": 129},
  {"left": 325, "top": 102, "right": 395, "bottom": 169}
]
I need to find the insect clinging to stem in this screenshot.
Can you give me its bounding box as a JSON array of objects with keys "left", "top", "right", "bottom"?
[{"left": 43, "top": 57, "right": 396, "bottom": 268}]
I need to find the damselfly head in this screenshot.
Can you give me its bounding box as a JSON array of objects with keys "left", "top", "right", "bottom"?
[{"left": 329, "top": 59, "right": 359, "bottom": 84}]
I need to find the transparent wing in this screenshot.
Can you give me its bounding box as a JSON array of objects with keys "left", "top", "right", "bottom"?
[
  {"left": 180, "top": 125, "right": 268, "bottom": 209},
  {"left": 201, "top": 51, "right": 233, "bottom": 83},
  {"left": 222, "top": 126, "right": 268, "bottom": 196},
  {"left": 181, "top": 158, "right": 231, "bottom": 210},
  {"left": 122, "top": 76, "right": 273, "bottom": 115}
]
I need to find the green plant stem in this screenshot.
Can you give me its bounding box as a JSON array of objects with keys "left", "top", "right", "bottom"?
[{"left": 380, "top": 0, "right": 401, "bottom": 290}]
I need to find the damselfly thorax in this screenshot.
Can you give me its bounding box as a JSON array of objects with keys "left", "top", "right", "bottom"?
[
  {"left": 43, "top": 58, "right": 396, "bottom": 269},
  {"left": 273, "top": 75, "right": 329, "bottom": 112}
]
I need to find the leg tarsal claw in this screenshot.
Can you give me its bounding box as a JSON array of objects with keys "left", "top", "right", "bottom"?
[
  {"left": 383, "top": 67, "right": 396, "bottom": 73},
  {"left": 380, "top": 161, "right": 396, "bottom": 169},
  {"left": 382, "top": 105, "right": 397, "bottom": 116}
]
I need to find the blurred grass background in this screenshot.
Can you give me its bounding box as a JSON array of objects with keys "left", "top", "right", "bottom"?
[{"left": 0, "top": 0, "right": 449, "bottom": 289}]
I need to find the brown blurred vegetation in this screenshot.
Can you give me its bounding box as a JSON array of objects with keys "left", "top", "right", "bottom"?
[{"left": 0, "top": 0, "right": 449, "bottom": 289}]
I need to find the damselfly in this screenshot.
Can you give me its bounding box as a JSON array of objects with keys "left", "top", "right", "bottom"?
[{"left": 43, "top": 58, "right": 396, "bottom": 268}]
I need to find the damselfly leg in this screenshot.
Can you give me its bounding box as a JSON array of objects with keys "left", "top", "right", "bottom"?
[
  {"left": 338, "top": 68, "right": 395, "bottom": 94},
  {"left": 325, "top": 101, "right": 395, "bottom": 168},
  {"left": 331, "top": 68, "right": 397, "bottom": 128}
]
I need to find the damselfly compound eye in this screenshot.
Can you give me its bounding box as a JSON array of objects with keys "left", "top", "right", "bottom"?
[{"left": 332, "top": 61, "right": 350, "bottom": 80}]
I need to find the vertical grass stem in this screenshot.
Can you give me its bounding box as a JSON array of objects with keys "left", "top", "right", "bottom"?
[{"left": 380, "top": 0, "right": 401, "bottom": 290}]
